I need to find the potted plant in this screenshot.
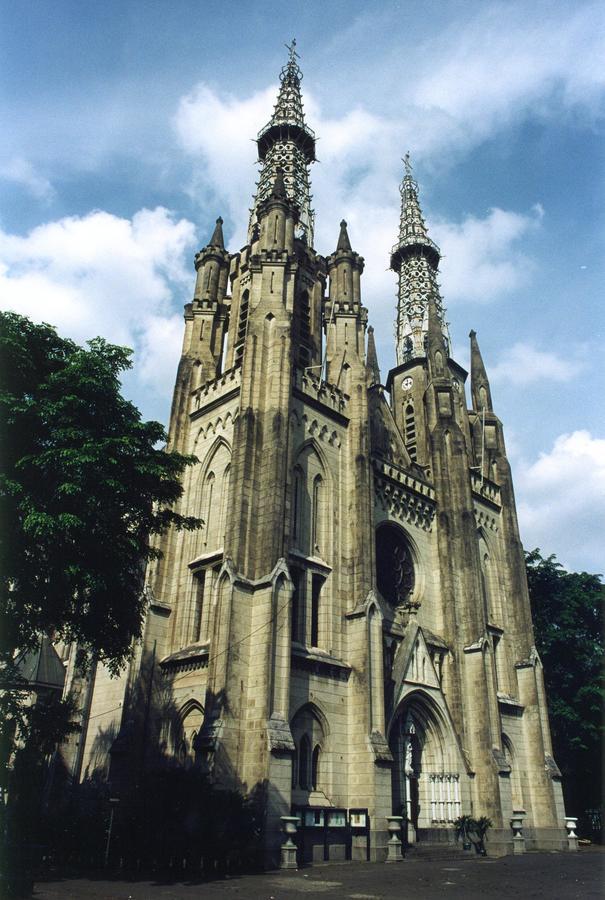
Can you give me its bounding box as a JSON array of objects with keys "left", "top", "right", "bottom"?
[
  {"left": 453, "top": 815, "right": 474, "bottom": 851},
  {"left": 453, "top": 815, "right": 492, "bottom": 856}
]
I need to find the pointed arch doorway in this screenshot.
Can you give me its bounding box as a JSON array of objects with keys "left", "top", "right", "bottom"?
[{"left": 390, "top": 692, "right": 462, "bottom": 844}]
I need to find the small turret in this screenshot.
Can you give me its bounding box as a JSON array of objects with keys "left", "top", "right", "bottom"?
[
  {"left": 257, "top": 168, "right": 298, "bottom": 253},
  {"left": 193, "top": 216, "right": 230, "bottom": 307},
  {"left": 326, "top": 220, "right": 364, "bottom": 310},
  {"left": 469, "top": 330, "right": 493, "bottom": 413},
  {"left": 426, "top": 295, "right": 450, "bottom": 381}
]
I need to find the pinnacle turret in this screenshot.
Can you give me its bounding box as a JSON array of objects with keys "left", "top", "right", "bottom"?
[
  {"left": 391, "top": 153, "right": 450, "bottom": 364},
  {"left": 250, "top": 40, "right": 316, "bottom": 245},
  {"left": 366, "top": 326, "right": 381, "bottom": 386},
  {"left": 337, "top": 219, "right": 353, "bottom": 253},
  {"left": 209, "top": 216, "right": 225, "bottom": 250},
  {"left": 469, "top": 330, "right": 493, "bottom": 412}
]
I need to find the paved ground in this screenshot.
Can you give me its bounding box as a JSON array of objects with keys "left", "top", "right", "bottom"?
[{"left": 32, "top": 849, "right": 605, "bottom": 900}]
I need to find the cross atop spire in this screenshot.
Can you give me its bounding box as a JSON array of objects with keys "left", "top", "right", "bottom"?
[
  {"left": 285, "top": 38, "right": 300, "bottom": 65},
  {"left": 250, "top": 41, "right": 316, "bottom": 244}
]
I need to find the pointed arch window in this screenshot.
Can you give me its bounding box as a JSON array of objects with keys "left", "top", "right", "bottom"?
[
  {"left": 312, "top": 474, "right": 323, "bottom": 553},
  {"left": 234, "top": 289, "right": 249, "bottom": 366},
  {"left": 311, "top": 744, "right": 321, "bottom": 790},
  {"left": 292, "top": 466, "right": 303, "bottom": 544},
  {"left": 220, "top": 463, "right": 231, "bottom": 545},
  {"left": 291, "top": 567, "right": 303, "bottom": 643},
  {"left": 299, "top": 734, "right": 311, "bottom": 790},
  {"left": 310, "top": 574, "right": 323, "bottom": 647},
  {"left": 203, "top": 471, "right": 216, "bottom": 547},
  {"left": 404, "top": 403, "right": 417, "bottom": 460},
  {"left": 298, "top": 290, "right": 311, "bottom": 367}
]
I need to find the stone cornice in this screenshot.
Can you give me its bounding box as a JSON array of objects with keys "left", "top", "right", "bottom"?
[
  {"left": 372, "top": 457, "right": 436, "bottom": 532},
  {"left": 190, "top": 367, "right": 241, "bottom": 419}
]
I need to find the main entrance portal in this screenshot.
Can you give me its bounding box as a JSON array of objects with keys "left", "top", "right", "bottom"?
[{"left": 390, "top": 693, "right": 461, "bottom": 844}]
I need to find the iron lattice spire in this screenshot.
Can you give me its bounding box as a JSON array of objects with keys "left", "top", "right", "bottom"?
[
  {"left": 390, "top": 153, "right": 450, "bottom": 365},
  {"left": 250, "top": 39, "right": 316, "bottom": 245}
]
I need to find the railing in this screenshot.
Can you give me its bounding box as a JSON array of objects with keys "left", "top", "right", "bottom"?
[{"left": 429, "top": 774, "right": 461, "bottom": 823}]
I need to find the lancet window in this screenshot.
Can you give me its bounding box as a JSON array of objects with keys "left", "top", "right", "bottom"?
[{"left": 234, "top": 289, "right": 249, "bottom": 366}]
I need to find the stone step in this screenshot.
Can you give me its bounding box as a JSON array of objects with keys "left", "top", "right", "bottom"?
[{"left": 404, "top": 843, "right": 472, "bottom": 861}]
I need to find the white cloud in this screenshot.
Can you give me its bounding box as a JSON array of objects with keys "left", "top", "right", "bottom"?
[
  {"left": 410, "top": 3, "right": 605, "bottom": 150},
  {"left": 490, "top": 342, "right": 585, "bottom": 386},
  {"left": 432, "top": 206, "right": 543, "bottom": 304},
  {"left": 0, "top": 157, "right": 55, "bottom": 201},
  {"left": 0, "top": 208, "right": 196, "bottom": 405},
  {"left": 515, "top": 431, "right": 605, "bottom": 573}
]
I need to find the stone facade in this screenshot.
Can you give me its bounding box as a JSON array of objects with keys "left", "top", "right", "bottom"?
[{"left": 66, "top": 46, "right": 568, "bottom": 863}]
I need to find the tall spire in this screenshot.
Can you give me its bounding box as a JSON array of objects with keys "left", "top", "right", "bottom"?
[
  {"left": 250, "top": 40, "right": 316, "bottom": 245},
  {"left": 469, "top": 330, "right": 493, "bottom": 412},
  {"left": 390, "top": 153, "right": 450, "bottom": 364}
]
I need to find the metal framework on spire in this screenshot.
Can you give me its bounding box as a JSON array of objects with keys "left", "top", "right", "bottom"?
[
  {"left": 390, "top": 154, "right": 450, "bottom": 365},
  {"left": 250, "top": 39, "right": 316, "bottom": 245}
]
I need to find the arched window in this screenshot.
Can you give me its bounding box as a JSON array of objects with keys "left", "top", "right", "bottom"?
[
  {"left": 312, "top": 474, "right": 323, "bottom": 553},
  {"left": 310, "top": 574, "right": 323, "bottom": 647},
  {"left": 220, "top": 463, "right": 231, "bottom": 545},
  {"left": 291, "top": 704, "right": 328, "bottom": 796},
  {"left": 234, "top": 289, "right": 249, "bottom": 366},
  {"left": 375, "top": 523, "right": 415, "bottom": 608},
  {"left": 203, "top": 471, "right": 215, "bottom": 547},
  {"left": 299, "top": 734, "right": 311, "bottom": 789},
  {"left": 298, "top": 291, "right": 311, "bottom": 367},
  {"left": 292, "top": 466, "right": 303, "bottom": 544},
  {"left": 404, "top": 403, "right": 417, "bottom": 460},
  {"left": 311, "top": 745, "right": 321, "bottom": 790},
  {"left": 291, "top": 567, "right": 302, "bottom": 643}
]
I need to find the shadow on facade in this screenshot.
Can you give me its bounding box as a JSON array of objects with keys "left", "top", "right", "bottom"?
[{"left": 41, "top": 651, "right": 277, "bottom": 882}]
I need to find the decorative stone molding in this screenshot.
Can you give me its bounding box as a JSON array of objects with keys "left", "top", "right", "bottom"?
[
  {"left": 474, "top": 506, "right": 499, "bottom": 533},
  {"left": 267, "top": 714, "right": 296, "bottom": 753},
  {"left": 368, "top": 730, "right": 393, "bottom": 763},
  {"left": 159, "top": 642, "right": 210, "bottom": 674},
  {"left": 291, "top": 645, "right": 351, "bottom": 681},
  {"left": 470, "top": 471, "right": 501, "bottom": 508},
  {"left": 545, "top": 754, "right": 562, "bottom": 779},
  {"left": 374, "top": 467, "right": 436, "bottom": 532},
  {"left": 191, "top": 367, "right": 241, "bottom": 416},
  {"left": 293, "top": 368, "right": 349, "bottom": 422}
]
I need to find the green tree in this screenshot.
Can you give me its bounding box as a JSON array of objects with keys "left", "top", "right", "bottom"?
[
  {"left": 0, "top": 312, "right": 201, "bottom": 759},
  {"left": 525, "top": 548, "right": 604, "bottom": 835}
]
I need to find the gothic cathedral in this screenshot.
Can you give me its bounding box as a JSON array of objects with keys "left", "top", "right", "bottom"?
[{"left": 74, "top": 46, "right": 568, "bottom": 862}]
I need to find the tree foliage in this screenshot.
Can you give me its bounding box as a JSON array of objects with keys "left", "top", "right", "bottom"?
[
  {"left": 0, "top": 312, "right": 201, "bottom": 672},
  {"left": 525, "top": 548, "right": 604, "bottom": 825}
]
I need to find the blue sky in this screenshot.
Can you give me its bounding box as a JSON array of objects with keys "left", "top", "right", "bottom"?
[{"left": 1, "top": 0, "right": 603, "bottom": 573}]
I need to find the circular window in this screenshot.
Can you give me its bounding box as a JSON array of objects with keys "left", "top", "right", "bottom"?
[{"left": 376, "top": 524, "right": 415, "bottom": 607}]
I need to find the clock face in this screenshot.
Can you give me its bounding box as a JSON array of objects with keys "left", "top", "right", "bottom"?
[
  {"left": 452, "top": 379, "right": 460, "bottom": 392},
  {"left": 402, "top": 376, "right": 413, "bottom": 391}
]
